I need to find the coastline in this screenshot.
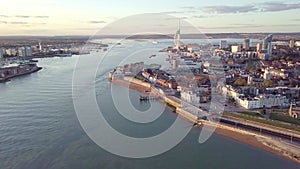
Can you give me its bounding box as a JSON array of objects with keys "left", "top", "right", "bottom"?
[{"left": 110, "top": 78, "right": 300, "bottom": 164}]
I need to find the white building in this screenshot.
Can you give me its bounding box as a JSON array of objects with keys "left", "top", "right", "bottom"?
[
  {"left": 231, "top": 45, "right": 241, "bottom": 53},
  {"left": 237, "top": 94, "right": 289, "bottom": 109},
  {"left": 258, "top": 94, "right": 289, "bottom": 108},
  {"left": 269, "top": 68, "right": 288, "bottom": 78},
  {"left": 263, "top": 68, "right": 271, "bottom": 80},
  {"left": 5, "top": 49, "right": 12, "bottom": 56},
  {"left": 181, "top": 90, "right": 199, "bottom": 103},
  {"left": 238, "top": 97, "right": 260, "bottom": 109}
]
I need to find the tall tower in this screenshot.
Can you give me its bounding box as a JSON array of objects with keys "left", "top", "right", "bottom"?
[
  {"left": 256, "top": 43, "right": 261, "bottom": 52},
  {"left": 262, "top": 34, "right": 272, "bottom": 55},
  {"left": 174, "top": 19, "right": 181, "bottom": 49},
  {"left": 39, "top": 42, "right": 42, "bottom": 51},
  {"left": 243, "top": 38, "right": 250, "bottom": 50}
]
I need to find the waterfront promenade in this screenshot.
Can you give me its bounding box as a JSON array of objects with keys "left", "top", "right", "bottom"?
[{"left": 110, "top": 76, "right": 300, "bottom": 163}]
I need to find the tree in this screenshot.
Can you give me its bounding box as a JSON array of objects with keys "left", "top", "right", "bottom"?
[
  {"left": 246, "top": 66, "right": 256, "bottom": 72},
  {"left": 234, "top": 78, "right": 247, "bottom": 86},
  {"left": 263, "top": 79, "right": 273, "bottom": 87}
]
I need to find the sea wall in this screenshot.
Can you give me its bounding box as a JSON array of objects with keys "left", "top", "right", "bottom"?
[
  {"left": 123, "top": 77, "right": 151, "bottom": 88},
  {"left": 176, "top": 108, "right": 198, "bottom": 122}
]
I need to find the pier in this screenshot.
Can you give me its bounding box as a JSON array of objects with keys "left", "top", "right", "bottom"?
[{"left": 139, "top": 95, "right": 160, "bottom": 101}]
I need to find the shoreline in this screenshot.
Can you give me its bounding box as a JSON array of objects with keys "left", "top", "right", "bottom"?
[{"left": 110, "top": 78, "right": 300, "bottom": 164}]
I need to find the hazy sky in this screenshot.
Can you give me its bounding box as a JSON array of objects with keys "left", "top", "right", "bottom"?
[{"left": 0, "top": 0, "right": 300, "bottom": 35}]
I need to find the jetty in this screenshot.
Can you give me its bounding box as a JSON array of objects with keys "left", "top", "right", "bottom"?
[{"left": 139, "top": 95, "right": 160, "bottom": 101}]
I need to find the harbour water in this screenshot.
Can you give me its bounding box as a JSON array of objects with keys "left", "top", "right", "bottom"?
[{"left": 0, "top": 39, "right": 299, "bottom": 169}]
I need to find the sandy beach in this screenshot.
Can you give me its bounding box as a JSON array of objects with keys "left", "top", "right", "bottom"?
[{"left": 110, "top": 79, "right": 300, "bottom": 164}]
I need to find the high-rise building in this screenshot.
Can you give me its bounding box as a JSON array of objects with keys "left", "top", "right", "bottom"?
[
  {"left": 220, "top": 40, "right": 228, "bottom": 49},
  {"left": 25, "top": 46, "right": 32, "bottom": 56},
  {"left": 289, "top": 39, "right": 295, "bottom": 48},
  {"left": 18, "top": 47, "right": 26, "bottom": 57},
  {"left": 5, "top": 48, "right": 17, "bottom": 56},
  {"left": 243, "top": 38, "right": 250, "bottom": 50},
  {"left": 262, "top": 34, "right": 272, "bottom": 55},
  {"left": 256, "top": 43, "right": 262, "bottom": 52},
  {"left": 11, "top": 48, "right": 17, "bottom": 56},
  {"left": 39, "top": 42, "right": 42, "bottom": 51},
  {"left": 5, "top": 49, "right": 11, "bottom": 56},
  {"left": 0, "top": 48, "right": 3, "bottom": 58}
]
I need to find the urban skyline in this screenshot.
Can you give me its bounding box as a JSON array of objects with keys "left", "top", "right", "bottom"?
[{"left": 0, "top": 0, "right": 300, "bottom": 35}]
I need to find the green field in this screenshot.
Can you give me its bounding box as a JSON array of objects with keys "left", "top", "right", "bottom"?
[
  {"left": 237, "top": 111, "right": 264, "bottom": 118},
  {"left": 223, "top": 111, "right": 300, "bottom": 132},
  {"left": 270, "top": 113, "right": 300, "bottom": 126}
]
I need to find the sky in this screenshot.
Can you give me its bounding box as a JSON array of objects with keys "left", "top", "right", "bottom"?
[{"left": 0, "top": 0, "right": 300, "bottom": 35}]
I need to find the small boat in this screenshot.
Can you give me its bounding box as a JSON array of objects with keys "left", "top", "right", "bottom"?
[
  {"left": 149, "top": 54, "right": 156, "bottom": 58},
  {"left": 29, "top": 59, "right": 38, "bottom": 62},
  {"left": 55, "top": 53, "right": 72, "bottom": 57},
  {"left": 152, "top": 40, "right": 159, "bottom": 44}
]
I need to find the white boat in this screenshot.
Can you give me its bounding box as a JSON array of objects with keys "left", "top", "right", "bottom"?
[{"left": 152, "top": 40, "right": 159, "bottom": 44}]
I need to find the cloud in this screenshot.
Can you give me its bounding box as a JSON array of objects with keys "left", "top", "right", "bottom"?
[
  {"left": 0, "top": 14, "right": 50, "bottom": 18},
  {"left": 35, "top": 16, "right": 50, "bottom": 18},
  {"left": 163, "top": 16, "right": 188, "bottom": 20},
  {"left": 181, "top": 6, "right": 197, "bottom": 10},
  {"left": 0, "top": 21, "right": 47, "bottom": 25},
  {"left": 260, "top": 2, "right": 300, "bottom": 12},
  {"left": 159, "top": 11, "right": 186, "bottom": 14},
  {"left": 192, "top": 15, "right": 212, "bottom": 19},
  {"left": 269, "top": 24, "right": 300, "bottom": 27},
  {"left": 10, "top": 22, "right": 28, "bottom": 25},
  {"left": 73, "top": 27, "right": 99, "bottom": 31},
  {"left": 199, "top": 24, "right": 263, "bottom": 30},
  {"left": 201, "top": 5, "right": 258, "bottom": 14},
  {"left": 231, "top": 23, "right": 262, "bottom": 27},
  {"left": 15, "top": 15, "right": 30, "bottom": 18},
  {"left": 89, "top": 20, "right": 106, "bottom": 24},
  {"left": 200, "top": 2, "right": 300, "bottom": 14},
  {"left": 155, "top": 24, "right": 168, "bottom": 27}
]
